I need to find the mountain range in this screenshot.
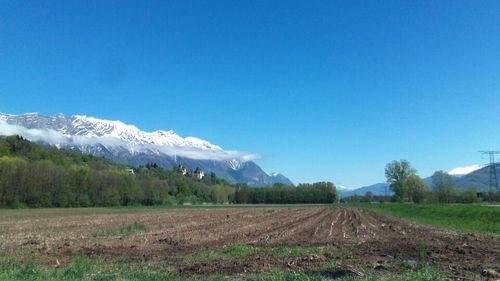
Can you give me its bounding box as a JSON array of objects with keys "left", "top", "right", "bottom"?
[
  {"left": 0, "top": 113, "right": 293, "bottom": 186},
  {"left": 338, "top": 164, "right": 497, "bottom": 197}
]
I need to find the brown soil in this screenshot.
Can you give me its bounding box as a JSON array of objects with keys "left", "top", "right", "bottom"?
[{"left": 0, "top": 207, "right": 498, "bottom": 279}]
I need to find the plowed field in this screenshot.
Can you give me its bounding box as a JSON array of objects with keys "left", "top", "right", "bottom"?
[{"left": 1, "top": 207, "right": 498, "bottom": 279}]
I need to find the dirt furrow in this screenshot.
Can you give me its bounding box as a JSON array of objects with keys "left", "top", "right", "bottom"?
[{"left": 1, "top": 206, "right": 498, "bottom": 279}]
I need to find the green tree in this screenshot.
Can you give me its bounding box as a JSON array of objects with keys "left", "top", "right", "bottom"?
[
  {"left": 177, "top": 181, "right": 192, "bottom": 197},
  {"left": 210, "top": 184, "right": 235, "bottom": 203},
  {"left": 234, "top": 185, "right": 251, "bottom": 203},
  {"left": 68, "top": 165, "right": 92, "bottom": 207},
  {"left": 363, "top": 191, "right": 374, "bottom": 202},
  {"left": 0, "top": 156, "right": 28, "bottom": 207},
  {"left": 385, "top": 160, "right": 416, "bottom": 202},
  {"left": 431, "top": 170, "right": 455, "bottom": 203},
  {"left": 458, "top": 187, "right": 479, "bottom": 203},
  {"left": 406, "top": 174, "right": 429, "bottom": 203}
]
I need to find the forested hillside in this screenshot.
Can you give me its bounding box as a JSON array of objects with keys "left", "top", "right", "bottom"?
[
  {"left": 0, "top": 136, "right": 338, "bottom": 208},
  {"left": 0, "top": 112, "right": 294, "bottom": 186}
]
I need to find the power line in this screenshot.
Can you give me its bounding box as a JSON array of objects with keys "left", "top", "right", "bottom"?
[{"left": 479, "top": 151, "right": 499, "bottom": 194}]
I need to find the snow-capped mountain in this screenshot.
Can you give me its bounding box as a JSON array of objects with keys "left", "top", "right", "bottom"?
[{"left": 0, "top": 112, "right": 293, "bottom": 186}]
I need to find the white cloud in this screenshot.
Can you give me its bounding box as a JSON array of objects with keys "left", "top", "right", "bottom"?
[
  {"left": 154, "top": 145, "right": 260, "bottom": 162},
  {"left": 0, "top": 120, "right": 69, "bottom": 144},
  {"left": 337, "top": 185, "right": 358, "bottom": 190},
  {"left": 0, "top": 120, "right": 260, "bottom": 162},
  {"left": 448, "top": 164, "right": 484, "bottom": 175}
]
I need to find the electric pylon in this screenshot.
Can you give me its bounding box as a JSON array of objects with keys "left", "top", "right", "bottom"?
[{"left": 479, "top": 151, "right": 499, "bottom": 194}]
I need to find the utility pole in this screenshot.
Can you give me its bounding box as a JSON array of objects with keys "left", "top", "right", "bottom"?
[{"left": 479, "top": 151, "right": 499, "bottom": 194}]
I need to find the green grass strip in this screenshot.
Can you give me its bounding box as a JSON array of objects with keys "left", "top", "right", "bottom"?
[
  {"left": 0, "top": 256, "right": 447, "bottom": 281},
  {"left": 347, "top": 203, "right": 500, "bottom": 234}
]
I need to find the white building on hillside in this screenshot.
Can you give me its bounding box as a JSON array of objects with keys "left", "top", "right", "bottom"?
[
  {"left": 177, "top": 164, "right": 187, "bottom": 175},
  {"left": 194, "top": 167, "right": 204, "bottom": 180}
]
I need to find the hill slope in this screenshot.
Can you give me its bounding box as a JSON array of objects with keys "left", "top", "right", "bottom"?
[
  {"left": 0, "top": 135, "right": 224, "bottom": 207},
  {"left": 338, "top": 183, "right": 392, "bottom": 197},
  {"left": 455, "top": 163, "right": 500, "bottom": 192},
  {"left": 0, "top": 136, "right": 334, "bottom": 208},
  {"left": 0, "top": 112, "right": 292, "bottom": 186}
]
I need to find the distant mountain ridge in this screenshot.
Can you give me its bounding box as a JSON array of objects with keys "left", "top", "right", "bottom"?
[
  {"left": 338, "top": 183, "right": 391, "bottom": 198},
  {"left": 339, "top": 165, "right": 497, "bottom": 197},
  {"left": 454, "top": 163, "right": 500, "bottom": 192},
  {"left": 0, "top": 112, "right": 293, "bottom": 186}
]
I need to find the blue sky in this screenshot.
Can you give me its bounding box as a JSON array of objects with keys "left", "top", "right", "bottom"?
[{"left": 1, "top": 1, "right": 499, "bottom": 187}]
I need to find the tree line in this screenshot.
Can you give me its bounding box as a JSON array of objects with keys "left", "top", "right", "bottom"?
[
  {"left": 0, "top": 136, "right": 338, "bottom": 208},
  {"left": 376, "top": 159, "right": 497, "bottom": 203},
  {"left": 234, "top": 182, "right": 338, "bottom": 204}
]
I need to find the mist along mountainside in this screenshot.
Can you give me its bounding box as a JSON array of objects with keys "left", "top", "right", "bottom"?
[
  {"left": 0, "top": 112, "right": 293, "bottom": 187},
  {"left": 0, "top": 135, "right": 338, "bottom": 208}
]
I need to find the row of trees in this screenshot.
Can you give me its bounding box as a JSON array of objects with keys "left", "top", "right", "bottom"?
[
  {"left": 0, "top": 136, "right": 338, "bottom": 208},
  {"left": 383, "top": 159, "right": 490, "bottom": 203},
  {"left": 234, "top": 182, "right": 338, "bottom": 204}
]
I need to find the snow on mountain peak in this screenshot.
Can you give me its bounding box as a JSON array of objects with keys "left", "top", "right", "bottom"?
[
  {"left": 229, "top": 159, "right": 241, "bottom": 170},
  {"left": 72, "top": 115, "right": 141, "bottom": 138},
  {"left": 0, "top": 112, "right": 259, "bottom": 162},
  {"left": 68, "top": 115, "right": 225, "bottom": 151}
]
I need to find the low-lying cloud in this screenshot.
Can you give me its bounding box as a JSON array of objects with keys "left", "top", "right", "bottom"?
[
  {"left": 0, "top": 120, "right": 260, "bottom": 162},
  {"left": 0, "top": 120, "right": 70, "bottom": 144}
]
